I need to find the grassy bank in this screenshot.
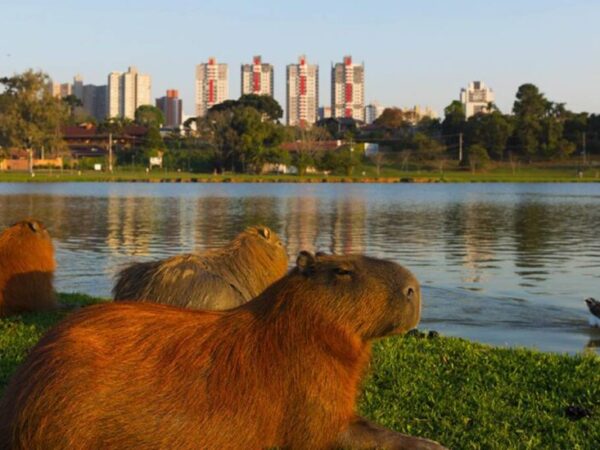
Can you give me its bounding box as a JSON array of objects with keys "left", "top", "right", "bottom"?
[
  {"left": 1, "top": 294, "right": 598, "bottom": 449},
  {"left": 1, "top": 165, "right": 600, "bottom": 183}
]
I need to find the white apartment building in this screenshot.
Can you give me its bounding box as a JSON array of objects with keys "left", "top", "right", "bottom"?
[
  {"left": 47, "top": 82, "right": 72, "bottom": 98},
  {"left": 241, "top": 55, "right": 274, "bottom": 97},
  {"left": 286, "top": 55, "right": 319, "bottom": 126},
  {"left": 107, "top": 66, "right": 152, "bottom": 119},
  {"left": 331, "top": 56, "right": 365, "bottom": 121},
  {"left": 460, "top": 81, "right": 495, "bottom": 118},
  {"left": 195, "top": 57, "right": 229, "bottom": 117},
  {"left": 364, "top": 103, "right": 384, "bottom": 124}
]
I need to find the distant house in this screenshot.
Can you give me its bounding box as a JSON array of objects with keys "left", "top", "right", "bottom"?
[{"left": 62, "top": 123, "right": 148, "bottom": 159}]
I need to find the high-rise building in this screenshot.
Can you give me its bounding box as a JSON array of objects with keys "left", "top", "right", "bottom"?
[
  {"left": 364, "top": 103, "right": 384, "bottom": 124},
  {"left": 331, "top": 55, "right": 365, "bottom": 121},
  {"left": 286, "top": 55, "right": 319, "bottom": 126},
  {"left": 241, "top": 55, "right": 274, "bottom": 97},
  {"left": 72, "top": 74, "right": 84, "bottom": 100},
  {"left": 195, "top": 57, "right": 229, "bottom": 117},
  {"left": 460, "top": 81, "right": 495, "bottom": 118},
  {"left": 82, "top": 84, "right": 107, "bottom": 121},
  {"left": 317, "top": 106, "right": 332, "bottom": 121},
  {"left": 107, "top": 66, "right": 152, "bottom": 119},
  {"left": 156, "top": 90, "right": 183, "bottom": 128},
  {"left": 47, "top": 82, "right": 72, "bottom": 98}
]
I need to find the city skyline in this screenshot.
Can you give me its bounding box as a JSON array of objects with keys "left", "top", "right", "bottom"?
[{"left": 2, "top": 1, "right": 599, "bottom": 117}]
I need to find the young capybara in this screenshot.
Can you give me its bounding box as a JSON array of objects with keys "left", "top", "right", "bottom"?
[
  {"left": 113, "top": 225, "right": 288, "bottom": 310},
  {"left": 0, "top": 252, "right": 447, "bottom": 450},
  {"left": 0, "top": 219, "right": 57, "bottom": 317}
]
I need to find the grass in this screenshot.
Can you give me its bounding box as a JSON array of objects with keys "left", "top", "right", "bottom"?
[
  {"left": 1, "top": 294, "right": 598, "bottom": 449},
  {"left": 1, "top": 163, "right": 600, "bottom": 183}
]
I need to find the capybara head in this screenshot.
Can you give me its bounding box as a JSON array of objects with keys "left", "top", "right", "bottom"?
[
  {"left": 0, "top": 219, "right": 56, "bottom": 316},
  {"left": 0, "top": 219, "right": 54, "bottom": 268},
  {"left": 225, "top": 225, "right": 289, "bottom": 292},
  {"left": 236, "top": 225, "right": 287, "bottom": 259},
  {"left": 266, "top": 251, "right": 421, "bottom": 340}
]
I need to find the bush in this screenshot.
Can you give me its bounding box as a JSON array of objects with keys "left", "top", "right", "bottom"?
[{"left": 465, "top": 144, "right": 490, "bottom": 172}]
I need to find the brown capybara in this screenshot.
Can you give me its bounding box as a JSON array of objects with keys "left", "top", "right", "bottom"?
[
  {"left": 0, "top": 219, "right": 57, "bottom": 317},
  {"left": 113, "top": 225, "right": 288, "bottom": 310},
  {"left": 0, "top": 252, "right": 447, "bottom": 450}
]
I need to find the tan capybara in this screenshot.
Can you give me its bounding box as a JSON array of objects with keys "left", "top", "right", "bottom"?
[
  {"left": 0, "top": 251, "right": 447, "bottom": 450},
  {"left": 113, "top": 225, "right": 288, "bottom": 310},
  {"left": 0, "top": 219, "right": 57, "bottom": 317}
]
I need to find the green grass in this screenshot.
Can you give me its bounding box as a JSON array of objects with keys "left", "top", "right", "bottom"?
[
  {"left": 1, "top": 164, "right": 599, "bottom": 183},
  {"left": 1, "top": 294, "right": 598, "bottom": 449},
  {"left": 362, "top": 336, "right": 599, "bottom": 449}
]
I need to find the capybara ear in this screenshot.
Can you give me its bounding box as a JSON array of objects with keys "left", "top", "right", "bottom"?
[
  {"left": 27, "top": 221, "right": 41, "bottom": 233},
  {"left": 257, "top": 226, "right": 271, "bottom": 240},
  {"left": 296, "top": 251, "right": 316, "bottom": 274}
]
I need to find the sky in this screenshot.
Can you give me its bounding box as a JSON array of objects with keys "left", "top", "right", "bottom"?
[{"left": 1, "top": 0, "right": 599, "bottom": 117}]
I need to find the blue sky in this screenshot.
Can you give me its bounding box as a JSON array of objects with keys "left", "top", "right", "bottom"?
[{"left": 1, "top": 0, "right": 599, "bottom": 117}]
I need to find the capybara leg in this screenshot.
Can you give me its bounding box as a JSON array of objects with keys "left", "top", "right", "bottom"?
[{"left": 334, "top": 416, "right": 449, "bottom": 450}]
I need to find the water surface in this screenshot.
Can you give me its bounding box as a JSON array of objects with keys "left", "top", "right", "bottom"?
[{"left": 1, "top": 182, "right": 599, "bottom": 354}]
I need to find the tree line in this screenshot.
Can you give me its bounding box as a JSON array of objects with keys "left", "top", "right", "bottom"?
[{"left": 2, "top": 70, "right": 599, "bottom": 174}]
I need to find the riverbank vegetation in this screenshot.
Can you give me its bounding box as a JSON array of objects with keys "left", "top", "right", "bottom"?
[
  {"left": 2, "top": 70, "right": 600, "bottom": 179},
  {"left": 1, "top": 293, "right": 598, "bottom": 449}
]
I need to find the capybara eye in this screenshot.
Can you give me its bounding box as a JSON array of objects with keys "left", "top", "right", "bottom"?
[
  {"left": 258, "top": 227, "right": 270, "bottom": 240},
  {"left": 334, "top": 268, "right": 352, "bottom": 276},
  {"left": 406, "top": 287, "right": 415, "bottom": 300}
]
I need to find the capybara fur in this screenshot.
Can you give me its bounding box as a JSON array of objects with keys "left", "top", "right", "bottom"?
[
  {"left": 113, "top": 225, "right": 288, "bottom": 310},
  {"left": 0, "top": 219, "right": 56, "bottom": 317},
  {"left": 0, "top": 252, "right": 447, "bottom": 450}
]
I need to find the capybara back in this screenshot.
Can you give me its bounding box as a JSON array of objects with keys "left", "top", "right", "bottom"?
[
  {"left": 113, "top": 225, "right": 288, "bottom": 310},
  {"left": 0, "top": 219, "right": 56, "bottom": 317},
  {"left": 0, "top": 252, "right": 448, "bottom": 449}
]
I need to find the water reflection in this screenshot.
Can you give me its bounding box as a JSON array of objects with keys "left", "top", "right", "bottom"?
[{"left": 0, "top": 183, "right": 598, "bottom": 354}]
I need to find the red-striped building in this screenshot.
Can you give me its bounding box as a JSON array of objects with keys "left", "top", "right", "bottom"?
[
  {"left": 241, "top": 56, "right": 274, "bottom": 97},
  {"left": 195, "top": 58, "right": 229, "bottom": 117},
  {"left": 331, "top": 55, "right": 365, "bottom": 121},
  {"left": 286, "top": 55, "right": 319, "bottom": 127}
]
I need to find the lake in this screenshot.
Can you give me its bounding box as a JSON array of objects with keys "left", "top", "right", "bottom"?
[{"left": 1, "top": 182, "right": 599, "bottom": 354}]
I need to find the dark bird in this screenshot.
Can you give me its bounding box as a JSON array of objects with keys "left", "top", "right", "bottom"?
[{"left": 585, "top": 298, "right": 600, "bottom": 327}]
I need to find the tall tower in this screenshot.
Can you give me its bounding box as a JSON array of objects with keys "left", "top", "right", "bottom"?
[
  {"left": 195, "top": 57, "right": 229, "bottom": 117},
  {"left": 286, "top": 55, "right": 319, "bottom": 126},
  {"left": 460, "top": 81, "right": 495, "bottom": 118},
  {"left": 331, "top": 56, "right": 365, "bottom": 121},
  {"left": 107, "top": 66, "right": 152, "bottom": 119},
  {"left": 156, "top": 90, "right": 183, "bottom": 128},
  {"left": 241, "top": 55, "right": 274, "bottom": 97}
]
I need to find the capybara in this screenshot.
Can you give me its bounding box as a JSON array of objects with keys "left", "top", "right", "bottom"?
[
  {"left": 0, "top": 219, "right": 57, "bottom": 317},
  {"left": 113, "top": 225, "right": 288, "bottom": 310},
  {"left": 0, "top": 252, "right": 447, "bottom": 450}
]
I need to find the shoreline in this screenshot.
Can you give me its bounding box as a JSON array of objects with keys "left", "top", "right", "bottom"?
[{"left": 1, "top": 171, "right": 600, "bottom": 184}]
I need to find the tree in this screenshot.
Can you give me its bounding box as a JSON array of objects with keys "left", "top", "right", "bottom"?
[
  {"left": 412, "top": 132, "right": 445, "bottom": 160},
  {"left": 318, "top": 146, "right": 359, "bottom": 176},
  {"left": 465, "top": 112, "right": 514, "bottom": 159},
  {"left": 442, "top": 101, "right": 466, "bottom": 136},
  {"left": 141, "top": 127, "right": 166, "bottom": 164},
  {"left": 442, "top": 101, "right": 466, "bottom": 158},
  {"left": 209, "top": 94, "right": 283, "bottom": 122},
  {"left": 465, "top": 144, "right": 490, "bottom": 173},
  {"left": 198, "top": 105, "right": 284, "bottom": 173},
  {"left": 292, "top": 151, "right": 315, "bottom": 176},
  {"left": 62, "top": 94, "right": 86, "bottom": 124},
  {"left": 373, "top": 108, "right": 410, "bottom": 129},
  {"left": 135, "top": 105, "right": 165, "bottom": 128},
  {"left": 512, "top": 83, "right": 549, "bottom": 159},
  {"left": 0, "top": 70, "right": 68, "bottom": 158}
]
